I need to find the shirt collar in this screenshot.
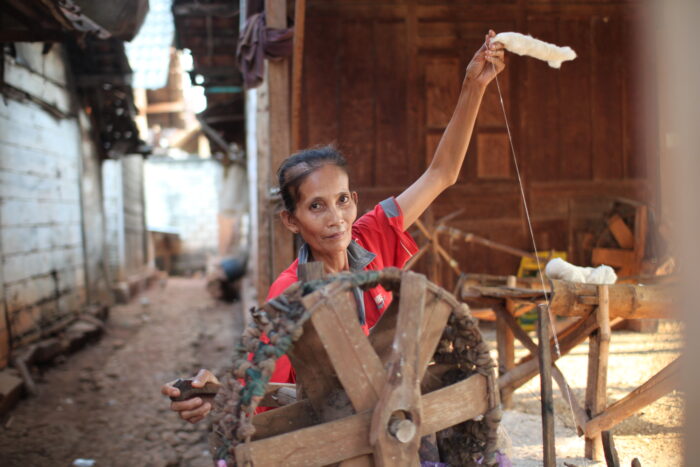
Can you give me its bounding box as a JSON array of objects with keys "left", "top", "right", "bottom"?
[{"left": 297, "top": 239, "right": 376, "bottom": 272}]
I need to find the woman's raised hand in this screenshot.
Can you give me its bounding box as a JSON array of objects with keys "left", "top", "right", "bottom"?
[
  {"left": 161, "top": 368, "right": 220, "bottom": 424},
  {"left": 465, "top": 29, "right": 506, "bottom": 87}
]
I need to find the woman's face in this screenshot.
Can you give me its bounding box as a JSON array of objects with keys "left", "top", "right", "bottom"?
[{"left": 283, "top": 164, "right": 357, "bottom": 258}]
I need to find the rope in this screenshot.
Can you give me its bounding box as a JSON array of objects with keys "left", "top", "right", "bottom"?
[{"left": 491, "top": 61, "right": 580, "bottom": 433}]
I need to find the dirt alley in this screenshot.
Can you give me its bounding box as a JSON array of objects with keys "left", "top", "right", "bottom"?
[{"left": 0, "top": 277, "right": 243, "bottom": 467}]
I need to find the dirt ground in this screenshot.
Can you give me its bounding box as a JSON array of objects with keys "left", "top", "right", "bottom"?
[
  {"left": 0, "top": 278, "right": 684, "bottom": 466},
  {"left": 488, "top": 319, "right": 685, "bottom": 466},
  {"left": 0, "top": 277, "right": 243, "bottom": 467}
]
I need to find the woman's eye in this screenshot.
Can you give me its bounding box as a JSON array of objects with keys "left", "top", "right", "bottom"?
[
  {"left": 339, "top": 195, "right": 349, "bottom": 204},
  {"left": 310, "top": 202, "right": 321, "bottom": 210}
]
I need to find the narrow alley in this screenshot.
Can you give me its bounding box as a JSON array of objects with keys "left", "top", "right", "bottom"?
[{"left": 0, "top": 277, "right": 242, "bottom": 467}]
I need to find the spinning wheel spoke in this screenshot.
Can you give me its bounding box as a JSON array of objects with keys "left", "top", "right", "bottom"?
[
  {"left": 304, "top": 281, "right": 386, "bottom": 411},
  {"left": 417, "top": 295, "right": 453, "bottom": 381},
  {"left": 287, "top": 317, "right": 345, "bottom": 416},
  {"left": 370, "top": 271, "right": 427, "bottom": 466}
]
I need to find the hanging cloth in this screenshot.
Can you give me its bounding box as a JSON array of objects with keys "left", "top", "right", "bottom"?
[{"left": 236, "top": 12, "right": 293, "bottom": 89}]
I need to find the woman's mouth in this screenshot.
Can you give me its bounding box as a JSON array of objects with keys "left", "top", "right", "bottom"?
[{"left": 324, "top": 231, "right": 345, "bottom": 240}]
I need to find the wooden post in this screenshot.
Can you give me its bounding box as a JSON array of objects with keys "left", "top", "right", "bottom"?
[
  {"left": 496, "top": 275, "right": 517, "bottom": 408},
  {"left": 585, "top": 285, "right": 610, "bottom": 460},
  {"left": 494, "top": 305, "right": 589, "bottom": 434},
  {"left": 537, "top": 304, "right": 556, "bottom": 467},
  {"left": 291, "top": 0, "right": 306, "bottom": 151},
  {"left": 602, "top": 431, "right": 621, "bottom": 467},
  {"left": 258, "top": 0, "right": 294, "bottom": 288}
]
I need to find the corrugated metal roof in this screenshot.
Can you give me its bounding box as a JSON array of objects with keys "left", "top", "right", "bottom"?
[{"left": 125, "top": 0, "right": 175, "bottom": 89}]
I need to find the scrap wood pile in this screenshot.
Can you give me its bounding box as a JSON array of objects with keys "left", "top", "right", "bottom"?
[{"left": 590, "top": 199, "right": 675, "bottom": 280}]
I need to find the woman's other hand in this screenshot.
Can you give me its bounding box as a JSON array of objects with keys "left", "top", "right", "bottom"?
[
  {"left": 465, "top": 29, "right": 506, "bottom": 87},
  {"left": 161, "top": 368, "right": 220, "bottom": 424}
]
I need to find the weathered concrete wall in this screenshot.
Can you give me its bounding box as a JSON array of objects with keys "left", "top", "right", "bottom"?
[
  {"left": 103, "top": 159, "right": 126, "bottom": 282},
  {"left": 78, "top": 111, "right": 111, "bottom": 306},
  {"left": 0, "top": 44, "right": 87, "bottom": 366},
  {"left": 144, "top": 156, "right": 220, "bottom": 273},
  {"left": 103, "top": 155, "right": 148, "bottom": 283},
  {"left": 123, "top": 156, "right": 148, "bottom": 274}
]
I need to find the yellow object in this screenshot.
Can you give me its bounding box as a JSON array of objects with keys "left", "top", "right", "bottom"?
[
  {"left": 516, "top": 251, "right": 567, "bottom": 330},
  {"left": 516, "top": 250, "right": 567, "bottom": 278}
]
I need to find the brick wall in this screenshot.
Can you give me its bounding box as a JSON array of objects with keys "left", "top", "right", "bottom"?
[{"left": 0, "top": 44, "right": 88, "bottom": 365}]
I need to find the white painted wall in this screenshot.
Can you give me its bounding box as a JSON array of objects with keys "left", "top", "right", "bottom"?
[
  {"left": 0, "top": 44, "right": 87, "bottom": 353},
  {"left": 78, "top": 110, "right": 111, "bottom": 305},
  {"left": 102, "top": 159, "right": 126, "bottom": 282},
  {"left": 144, "top": 156, "right": 221, "bottom": 273},
  {"left": 103, "top": 155, "right": 148, "bottom": 282}
]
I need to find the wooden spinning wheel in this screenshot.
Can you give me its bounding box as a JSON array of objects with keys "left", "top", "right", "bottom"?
[{"left": 217, "top": 267, "right": 500, "bottom": 466}]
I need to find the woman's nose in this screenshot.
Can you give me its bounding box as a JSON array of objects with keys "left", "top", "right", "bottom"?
[{"left": 327, "top": 205, "right": 343, "bottom": 225}]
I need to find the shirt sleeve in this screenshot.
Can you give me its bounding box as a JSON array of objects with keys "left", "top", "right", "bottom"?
[
  {"left": 353, "top": 197, "right": 418, "bottom": 268},
  {"left": 265, "top": 269, "right": 298, "bottom": 301}
]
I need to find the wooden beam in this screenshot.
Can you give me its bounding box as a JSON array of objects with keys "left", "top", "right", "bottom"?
[
  {"left": 251, "top": 398, "right": 318, "bottom": 440},
  {"left": 265, "top": 0, "right": 294, "bottom": 281},
  {"left": 592, "top": 248, "right": 636, "bottom": 268},
  {"left": 602, "top": 431, "right": 621, "bottom": 467},
  {"left": 258, "top": 383, "right": 297, "bottom": 408},
  {"left": 416, "top": 296, "right": 453, "bottom": 379},
  {"left": 420, "top": 375, "right": 488, "bottom": 435},
  {"left": 287, "top": 317, "right": 349, "bottom": 420},
  {"left": 538, "top": 305, "right": 556, "bottom": 467},
  {"left": 291, "top": 0, "right": 306, "bottom": 151},
  {"left": 585, "top": 286, "right": 611, "bottom": 461},
  {"left": 498, "top": 312, "right": 624, "bottom": 393},
  {"left": 145, "top": 101, "right": 186, "bottom": 114},
  {"left": 549, "top": 280, "right": 675, "bottom": 319},
  {"left": 437, "top": 225, "right": 538, "bottom": 260},
  {"left": 607, "top": 215, "right": 634, "bottom": 249},
  {"left": 585, "top": 358, "right": 680, "bottom": 438},
  {"left": 496, "top": 281, "right": 516, "bottom": 409},
  {"left": 414, "top": 219, "right": 462, "bottom": 276},
  {"left": 238, "top": 373, "right": 488, "bottom": 466},
  {"left": 633, "top": 205, "right": 648, "bottom": 266}
]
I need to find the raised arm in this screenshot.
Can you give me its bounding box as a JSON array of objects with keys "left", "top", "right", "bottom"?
[{"left": 396, "top": 30, "right": 505, "bottom": 230}]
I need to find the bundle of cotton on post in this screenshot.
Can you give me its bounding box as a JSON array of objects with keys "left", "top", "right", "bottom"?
[{"left": 545, "top": 257, "right": 617, "bottom": 285}]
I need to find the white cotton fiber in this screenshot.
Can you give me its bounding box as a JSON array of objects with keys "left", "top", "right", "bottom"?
[
  {"left": 545, "top": 257, "right": 617, "bottom": 285},
  {"left": 493, "top": 32, "right": 577, "bottom": 68}
]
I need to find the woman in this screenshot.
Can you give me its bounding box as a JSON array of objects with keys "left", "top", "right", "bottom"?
[{"left": 162, "top": 30, "right": 506, "bottom": 424}]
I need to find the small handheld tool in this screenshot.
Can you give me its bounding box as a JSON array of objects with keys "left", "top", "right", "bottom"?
[{"left": 169, "top": 378, "right": 221, "bottom": 402}]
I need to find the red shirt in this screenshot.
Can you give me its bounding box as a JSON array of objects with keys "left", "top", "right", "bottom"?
[{"left": 264, "top": 197, "right": 418, "bottom": 384}]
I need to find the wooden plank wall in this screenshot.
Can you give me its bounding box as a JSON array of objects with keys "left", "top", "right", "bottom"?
[{"left": 300, "top": 0, "right": 656, "bottom": 286}]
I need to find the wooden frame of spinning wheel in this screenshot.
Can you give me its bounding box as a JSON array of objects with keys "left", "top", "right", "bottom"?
[{"left": 233, "top": 270, "right": 497, "bottom": 466}]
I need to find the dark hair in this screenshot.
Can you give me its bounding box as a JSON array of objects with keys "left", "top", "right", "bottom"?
[{"left": 277, "top": 145, "right": 349, "bottom": 212}]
